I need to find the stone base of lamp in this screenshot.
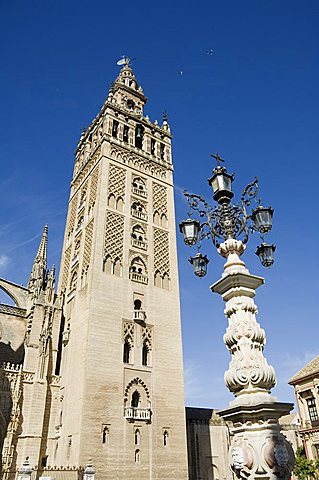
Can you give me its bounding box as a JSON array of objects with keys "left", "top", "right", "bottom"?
[{"left": 218, "top": 401, "right": 295, "bottom": 480}]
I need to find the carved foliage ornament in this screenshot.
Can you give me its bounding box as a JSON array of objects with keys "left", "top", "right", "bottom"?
[{"left": 223, "top": 295, "right": 276, "bottom": 395}]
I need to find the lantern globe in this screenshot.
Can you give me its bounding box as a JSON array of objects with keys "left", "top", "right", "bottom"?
[
  {"left": 255, "top": 243, "right": 276, "bottom": 268},
  {"left": 179, "top": 218, "right": 201, "bottom": 246},
  {"left": 189, "top": 253, "right": 209, "bottom": 278},
  {"left": 252, "top": 206, "right": 274, "bottom": 234},
  {"left": 208, "top": 166, "right": 234, "bottom": 204}
]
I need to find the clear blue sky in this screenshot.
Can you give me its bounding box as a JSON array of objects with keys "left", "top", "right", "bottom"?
[{"left": 1, "top": 1, "right": 318, "bottom": 409}]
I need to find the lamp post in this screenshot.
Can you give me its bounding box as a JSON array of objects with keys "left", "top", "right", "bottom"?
[{"left": 179, "top": 155, "right": 295, "bottom": 480}]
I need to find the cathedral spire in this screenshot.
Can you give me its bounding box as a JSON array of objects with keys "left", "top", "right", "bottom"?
[{"left": 27, "top": 225, "right": 48, "bottom": 295}]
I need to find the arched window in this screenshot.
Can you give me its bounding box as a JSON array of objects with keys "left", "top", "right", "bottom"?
[
  {"left": 70, "top": 271, "right": 78, "bottom": 291},
  {"left": 112, "top": 120, "right": 119, "bottom": 138},
  {"left": 131, "top": 202, "right": 147, "bottom": 221},
  {"left": 134, "top": 299, "right": 142, "bottom": 311},
  {"left": 163, "top": 430, "right": 169, "bottom": 446},
  {"left": 153, "top": 211, "right": 160, "bottom": 225},
  {"left": 154, "top": 271, "right": 162, "bottom": 288},
  {"left": 135, "top": 449, "right": 140, "bottom": 463},
  {"left": 123, "top": 340, "right": 131, "bottom": 364},
  {"left": 132, "top": 225, "right": 145, "bottom": 241},
  {"left": 108, "top": 194, "right": 116, "bottom": 208},
  {"left": 135, "top": 124, "right": 144, "bottom": 149},
  {"left": 142, "top": 343, "right": 149, "bottom": 366},
  {"left": 113, "top": 258, "right": 121, "bottom": 277},
  {"left": 129, "top": 257, "right": 147, "bottom": 284},
  {"left": 123, "top": 125, "right": 129, "bottom": 143},
  {"left": 132, "top": 177, "right": 147, "bottom": 197},
  {"left": 131, "top": 390, "right": 140, "bottom": 408},
  {"left": 102, "top": 426, "right": 109, "bottom": 445},
  {"left": 134, "top": 428, "right": 140, "bottom": 445},
  {"left": 116, "top": 196, "right": 124, "bottom": 212},
  {"left": 103, "top": 256, "right": 112, "bottom": 274},
  {"left": 160, "top": 213, "right": 168, "bottom": 228},
  {"left": 162, "top": 274, "right": 170, "bottom": 290}
]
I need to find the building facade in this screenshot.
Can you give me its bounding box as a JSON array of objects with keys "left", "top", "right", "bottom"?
[
  {"left": 289, "top": 354, "right": 319, "bottom": 461},
  {"left": 0, "top": 62, "right": 188, "bottom": 479}
]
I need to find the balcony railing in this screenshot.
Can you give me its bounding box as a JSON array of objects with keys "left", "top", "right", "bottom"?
[
  {"left": 129, "top": 272, "right": 148, "bottom": 284},
  {"left": 132, "top": 187, "right": 147, "bottom": 198},
  {"left": 131, "top": 238, "right": 147, "bottom": 250},
  {"left": 132, "top": 310, "right": 146, "bottom": 322},
  {"left": 124, "top": 407, "right": 151, "bottom": 422},
  {"left": 131, "top": 210, "right": 148, "bottom": 222}
]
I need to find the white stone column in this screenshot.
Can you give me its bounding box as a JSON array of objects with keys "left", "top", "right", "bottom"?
[{"left": 211, "top": 239, "right": 295, "bottom": 480}]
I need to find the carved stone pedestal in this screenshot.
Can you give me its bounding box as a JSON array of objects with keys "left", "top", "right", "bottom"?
[
  {"left": 219, "top": 402, "right": 295, "bottom": 479},
  {"left": 211, "top": 239, "right": 295, "bottom": 479}
]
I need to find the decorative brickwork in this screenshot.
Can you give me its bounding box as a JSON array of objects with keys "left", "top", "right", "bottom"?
[
  {"left": 83, "top": 220, "right": 94, "bottom": 269},
  {"left": 103, "top": 212, "right": 124, "bottom": 262},
  {"left": 108, "top": 164, "right": 126, "bottom": 199},
  {"left": 110, "top": 144, "right": 168, "bottom": 179},
  {"left": 152, "top": 183, "right": 168, "bottom": 216},
  {"left": 142, "top": 325, "right": 152, "bottom": 350},
  {"left": 61, "top": 245, "right": 72, "bottom": 290},
  {"left": 89, "top": 165, "right": 99, "bottom": 208},
  {"left": 123, "top": 321, "right": 135, "bottom": 346},
  {"left": 153, "top": 228, "right": 170, "bottom": 276},
  {"left": 67, "top": 193, "right": 79, "bottom": 237}
]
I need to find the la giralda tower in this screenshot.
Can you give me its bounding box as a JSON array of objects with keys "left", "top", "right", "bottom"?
[{"left": 56, "top": 60, "right": 188, "bottom": 479}]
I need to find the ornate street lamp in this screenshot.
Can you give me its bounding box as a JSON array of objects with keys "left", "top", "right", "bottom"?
[
  {"left": 179, "top": 153, "right": 295, "bottom": 480},
  {"left": 256, "top": 242, "right": 276, "bottom": 267},
  {"left": 189, "top": 253, "right": 209, "bottom": 278},
  {"left": 252, "top": 205, "right": 274, "bottom": 234},
  {"left": 179, "top": 218, "right": 201, "bottom": 246}
]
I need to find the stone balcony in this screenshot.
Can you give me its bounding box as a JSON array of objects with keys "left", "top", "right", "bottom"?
[
  {"left": 124, "top": 407, "right": 152, "bottom": 422},
  {"left": 131, "top": 210, "right": 148, "bottom": 222},
  {"left": 129, "top": 272, "right": 148, "bottom": 284},
  {"left": 131, "top": 238, "right": 147, "bottom": 250},
  {"left": 132, "top": 187, "right": 147, "bottom": 198},
  {"left": 132, "top": 310, "right": 146, "bottom": 322}
]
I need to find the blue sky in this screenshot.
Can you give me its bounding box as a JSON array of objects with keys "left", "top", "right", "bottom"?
[{"left": 1, "top": 1, "right": 318, "bottom": 409}]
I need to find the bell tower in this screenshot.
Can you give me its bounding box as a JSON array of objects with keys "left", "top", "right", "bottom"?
[{"left": 56, "top": 59, "right": 188, "bottom": 479}]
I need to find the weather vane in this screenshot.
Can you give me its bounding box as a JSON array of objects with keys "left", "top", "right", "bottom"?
[
  {"left": 116, "top": 55, "right": 134, "bottom": 67},
  {"left": 211, "top": 152, "right": 225, "bottom": 167}
]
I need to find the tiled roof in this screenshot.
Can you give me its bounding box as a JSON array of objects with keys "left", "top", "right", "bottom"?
[{"left": 289, "top": 355, "right": 319, "bottom": 384}]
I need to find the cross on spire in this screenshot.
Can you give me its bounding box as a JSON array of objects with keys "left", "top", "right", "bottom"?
[{"left": 211, "top": 153, "right": 225, "bottom": 167}]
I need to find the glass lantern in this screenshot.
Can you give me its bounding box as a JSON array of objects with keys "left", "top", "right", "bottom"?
[
  {"left": 255, "top": 243, "right": 276, "bottom": 267},
  {"left": 179, "top": 218, "right": 201, "bottom": 246},
  {"left": 252, "top": 206, "right": 274, "bottom": 234},
  {"left": 208, "top": 166, "right": 234, "bottom": 203},
  {"left": 189, "top": 253, "right": 209, "bottom": 277}
]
